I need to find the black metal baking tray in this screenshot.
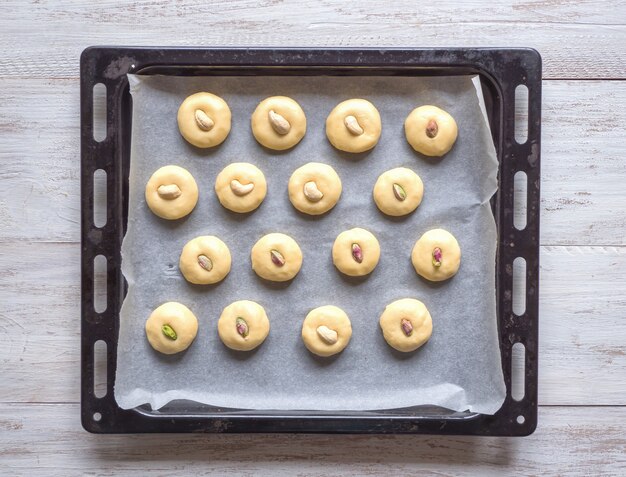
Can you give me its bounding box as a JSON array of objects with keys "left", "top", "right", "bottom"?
[{"left": 80, "top": 47, "right": 541, "bottom": 435}]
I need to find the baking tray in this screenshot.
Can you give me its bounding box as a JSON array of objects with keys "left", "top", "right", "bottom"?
[{"left": 80, "top": 47, "right": 541, "bottom": 435}]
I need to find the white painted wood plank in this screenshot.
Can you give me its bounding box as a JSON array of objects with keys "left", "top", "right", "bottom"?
[
  {"left": 0, "top": 1, "right": 625, "bottom": 79},
  {"left": 1, "top": 243, "right": 625, "bottom": 405},
  {"left": 1, "top": 403, "right": 625, "bottom": 476},
  {"left": 1, "top": 78, "right": 625, "bottom": 245}
]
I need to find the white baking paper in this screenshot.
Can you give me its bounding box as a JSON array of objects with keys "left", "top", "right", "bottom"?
[{"left": 115, "top": 74, "right": 505, "bottom": 414}]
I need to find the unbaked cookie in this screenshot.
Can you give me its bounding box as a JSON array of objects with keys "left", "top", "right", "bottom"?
[
  {"left": 332, "top": 228, "right": 380, "bottom": 277},
  {"left": 251, "top": 233, "right": 303, "bottom": 282},
  {"left": 325, "top": 99, "right": 382, "bottom": 153},
  {"left": 218, "top": 300, "right": 270, "bottom": 352},
  {"left": 177, "top": 92, "right": 231, "bottom": 148},
  {"left": 404, "top": 105, "right": 458, "bottom": 157},
  {"left": 379, "top": 298, "right": 433, "bottom": 352},
  {"left": 301, "top": 305, "right": 352, "bottom": 357},
  {"left": 145, "top": 302, "right": 198, "bottom": 355},
  {"left": 214, "top": 162, "right": 267, "bottom": 213},
  {"left": 288, "top": 162, "right": 342, "bottom": 216},
  {"left": 411, "top": 228, "right": 461, "bottom": 281},
  {"left": 145, "top": 165, "right": 199, "bottom": 220},
  {"left": 179, "top": 236, "right": 232, "bottom": 285},
  {"left": 251, "top": 96, "right": 306, "bottom": 150},
  {"left": 373, "top": 167, "right": 424, "bottom": 217}
]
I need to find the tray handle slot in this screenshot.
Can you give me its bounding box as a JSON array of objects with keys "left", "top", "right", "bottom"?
[
  {"left": 93, "top": 254, "right": 107, "bottom": 313},
  {"left": 92, "top": 83, "right": 108, "bottom": 142},
  {"left": 94, "top": 340, "right": 108, "bottom": 398},
  {"left": 512, "top": 256, "right": 526, "bottom": 316},
  {"left": 514, "top": 84, "right": 529, "bottom": 144}
]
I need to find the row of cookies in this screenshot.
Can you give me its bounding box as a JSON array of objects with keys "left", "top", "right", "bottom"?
[
  {"left": 146, "top": 163, "right": 425, "bottom": 219},
  {"left": 146, "top": 298, "right": 433, "bottom": 357},
  {"left": 178, "top": 92, "right": 458, "bottom": 156},
  {"left": 179, "top": 228, "right": 461, "bottom": 284}
]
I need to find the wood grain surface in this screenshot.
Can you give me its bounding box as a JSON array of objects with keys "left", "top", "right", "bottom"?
[{"left": 1, "top": 0, "right": 625, "bottom": 475}]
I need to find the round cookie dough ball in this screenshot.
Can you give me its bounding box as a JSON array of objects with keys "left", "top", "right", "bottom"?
[
  {"left": 404, "top": 105, "right": 458, "bottom": 157},
  {"left": 379, "top": 298, "right": 433, "bottom": 352},
  {"left": 411, "top": 228, "right": 461, "bottom": 282},
  {"left": 218, "top": 300, "right": 270, "bottom": 352},
  {"left": 145, "top": 302, "right": 198, "bottom": 355},
  {"left": 373, "top": 167, "right": 424, "bottom": 217},
  {"left": 251, "top": 233, "right": 303, "bottom": 282},
  {"left": 325, "top": 99, "right": 382, "bottom": 153},
  {"left": 145, "top": 165, "right": 199, "bottom": 220},
  {"left": 301, "top": 305, "right": 352, "bottom": 357},
  {"left": 179, "top": 236, "right": 232, "bottom": 285},
  {"left": 177, "top": 92, "right": 231, "bottom": 148},
  {"left": 251, "top": 96, "right": 306, "bottom": 151},
  {"left": 215, "top": 162, "right": 267, "bottom": 213},
  {"left": 288, "top": 162, "right": 342, "bottom": 216},
  {"left": 332, "top": 228, "right": 380, "bottom": 277}
]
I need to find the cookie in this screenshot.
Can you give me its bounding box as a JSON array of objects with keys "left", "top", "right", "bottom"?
[
  {"left": 373, "top": 167, "right": 424, "bottom": 217},
  {"left": 325, "top": 99, "right": 382, "bottom": 153},
  {"left": 251, "top": 233, "right": 303, "bottom": 282},
  {"left": 379, "top": 298, "right": 433, "bottom": 352},
  {"left": 411, "top": 228, "right": 461, "bottom": 281},
  {"left": 288, "top": 162, "right": 342, "bottom": 216},
  {"left": 332, "top": 227, "right": 380, "bottom": 277},
  {"left": 404, "top": 105, "right": 458, "bottom": 157},
  {"left": 301, "top": 305, "right": 352, "bottom": 357},
  {"left": 179, "top": 236, "right": 231, "bottom": 285},
  {"left": 145, "top": 165, "right": 199, "bottom": 220},
  {"left": 177, "top": 92, "right": 231, "bottom": 148},
  {"left": 218, "top": 300, "right": 270, "bottom": 352},
  {"left": 215, "top": 162, "right": 267, "bottom": 213},
  {"left": 145, "top": 302, "right": 198, "bottom": 355},
  {"left": 251, "top": 96, "right": 306, "bottom": 150}
]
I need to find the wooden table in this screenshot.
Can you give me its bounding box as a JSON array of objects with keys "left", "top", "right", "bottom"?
[{"left": 1, "top": 1, "right": 625, "bottom": 474}]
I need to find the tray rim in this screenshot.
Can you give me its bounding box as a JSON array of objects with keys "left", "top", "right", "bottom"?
[{"left": 80, "top": 46, "right": 541, "bottom": 436}]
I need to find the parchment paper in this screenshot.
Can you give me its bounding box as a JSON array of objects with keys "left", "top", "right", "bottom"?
[{"left": 115, "top": 74, "right": 505, "bottom": 414}]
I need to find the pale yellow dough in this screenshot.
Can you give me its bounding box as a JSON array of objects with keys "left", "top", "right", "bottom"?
[
  {"left": 251, "top": 96, "right": 306, "bottom": 150},
  {"left": 179, "top": 236, "right": 232, "bottom": 285},
  {"left": 251, "top": 233, "right": 303, "bottom": 282},
  {"left": 288, "top": 162, "right": 342, "bottom": 216},
  {"left": 177, "top": 92, "right": 231, "bottom": 148},
  {"left": 218, "top": 300, "right": 270, "bottom": 352},
  {"left": 379, "top": 298, "right": 433, "bottom": 353},
  {"left": 214, "top": 162, "right": 267, "bottom": 213},
  {"left": 411, "top": 228, "right": 461, "bottom": 282},
  {"left": 404, "top": 105, "right": 458, "bottom": 157},
  {"left": 373, "top": 167, "right": 424, "bottom": 217},
  {"left": 332, "top": 228, "right": 380, "bottom": 277},
  {"left": 145, "top": 165, "right": 199, "bottom": 220},
  {"left": 325, "top": 99, "right": 382, "bottom": 153},
  {"left": 145, "top": 302, "right": 198, "bottom": 355},
  {"left": 301, "top": 305, "right": 352, "bottom": 357}
]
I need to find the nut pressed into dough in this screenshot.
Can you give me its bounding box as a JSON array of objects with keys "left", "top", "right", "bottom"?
[
  {"left": 218, "top": 300, "right": 270, "bottom": 352},
  {"left": 251, "top": 233, "right": 303, "bottom": 282},
  {"left": 373, "top": 167, "right": 424, "bottom": 217},
  {"left": 179, "top": 236, "right": 232, "bottom": 285},
  {"left": 404, "top": 105, "right": 458, "bottom": 157},
  {"left": 145, "top": 302, "right": 199, "bottom": 355},
  {"left": 379, "top": 298, "right": 433, "bottom": 353},
  {"left": 332, "top": 227, "right": 381, "bottom": 277},
  {"left": 325, "top": 99, "right": 382, "bottom": 153},
  {"left": 411, "top": 228, "right": 461, "bottom": 281},
  {"left": 288, "top": 162, "right": 342, "bottom": 216},
  {"left": 145, "top": 165, "right": 199, "bottom": 220},
  {"left": 214, "top": 162, "right": 267, "bottom": 213},
  {"left": 301, "top": 305, "right": 352, "bottom": 357},
  {"left": 251, "top": 96, "right": 307, "bottom": 150},
  {"left": 177, "top": 92, "right": 232, "bottom": 148}
]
